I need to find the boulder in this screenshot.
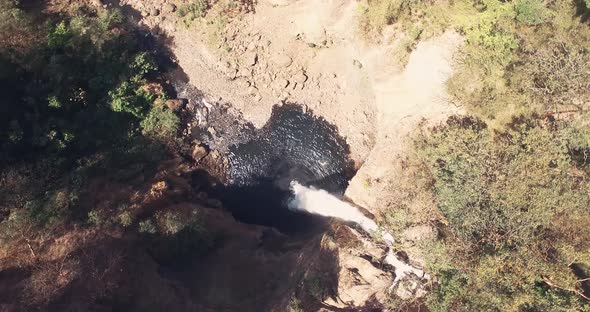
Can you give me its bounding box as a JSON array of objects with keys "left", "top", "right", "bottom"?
[
  {"left": 243, "top": 52, "right": 258, "bottom": 66},
  {"left": 192, "top": 144, "right": 209, "bottom": 162},
  {"left": 164, "top": 3, "right": 176, "bottom": 13}
]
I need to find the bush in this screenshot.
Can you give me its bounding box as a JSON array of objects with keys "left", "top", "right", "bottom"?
[
  {"left": 140, "top": 104, "right": 180, "bottom": 142},
  {"left": 139, "top": 219, "right": 157, "bottom": 234},
  {"left": 414, "top": 114, "right": 590, "bottom": 311},
  {"left": 87, "top": 210, "right": 106, "bottom": 226},
  {"left": 458, "top": 0, "right": 518, "bottom": 73},
  {"left": 47, "top": 21, "right": 72, "bottom": 50},
  {"left": 109, "top": 80, "right": 155, "bottom": 118},
  {"left": 512, "top": 42, "right": 590, "bottom": 111},
  {"left": 514, "top": 0, "right": 552, "bottom": 25},
  {"left": 157, "top": 211, "right": 190, "bottom": 235},
  {"left": 178, "top": 0, "right": 209, "bottom": 25}
]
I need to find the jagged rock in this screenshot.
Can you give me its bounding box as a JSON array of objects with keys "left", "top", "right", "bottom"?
[
  {"left": 164, "top": 3, "right": 176, "bottom": 13},
  {"left": 192, "top": 145, "right": 208, "bottom": 162},
  {"left": 353, "top": 59, "right": 363, "bottom": 69},
  {"left": 244, "top": 52, "right": 258, "bottom": 66}
]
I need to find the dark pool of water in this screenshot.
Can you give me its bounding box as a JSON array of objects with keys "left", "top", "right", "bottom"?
[
  {"left": 220, "top": 104, "right": 355, "bottom": 234},
  {"left": 174, "top": 76, "right": 355, "bottom": 234}
]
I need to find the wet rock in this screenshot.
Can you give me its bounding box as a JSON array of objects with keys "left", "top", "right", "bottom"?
[
  {"left": 192, "top": 144, "right": 209, "bottom": 162},
  {"left": 165, "top": 99, "right": 184, "bottom": 112}
]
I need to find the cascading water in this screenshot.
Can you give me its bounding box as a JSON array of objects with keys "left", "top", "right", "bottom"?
[
  {"left": 288, "top": 181, "right": 394, "bottom": 245},
  {"left": 288, "top": 181, "right": 429, "bottom": 284}
]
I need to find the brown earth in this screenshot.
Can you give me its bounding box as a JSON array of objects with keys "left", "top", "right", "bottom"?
[{"left": 1, "top": 0, "right": 464, "bottom": 310}]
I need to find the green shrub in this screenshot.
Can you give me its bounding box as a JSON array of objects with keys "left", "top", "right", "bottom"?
[
  {"left": 415, "top": 114, "right": 590, "bottom": 311},
  {"left": 47, "top": 21, "right": 72, "bottom": 50},
  {"left": 157, "top": 211, "right": 189, "bottom": 235},
  {"left": 514, "top": 0, "right": 552, "bottom": 25},
  {"left": 139, "top": 219, "right": 157, "bottom": 234},
  {"left": 458, "top": 0, "right": 518, "bottom": 72},
  {"left": 87, "top": 210, "right": 106, "bottom": 226},
  {"left": 512, "top": 42, "right": 590, "bottom": 111},
  {"left": 359, "top": 0, "right": 402, "bottom": 34},
  {"left": 178, "top": 0, "right": 209, "bottom": 25},
  {"left": 130, "top": 52, "right": 157, "bottom": 77},
  {"left": 109, "top": 80, "right": 155, "bottom": 118},
  {"left": 140, "top": 104, "right": 180, "bottom": 142}
]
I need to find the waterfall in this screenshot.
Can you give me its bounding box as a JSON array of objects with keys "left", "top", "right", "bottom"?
[{"left": 288, "top": 181, "right": 429, "bottom": 284}]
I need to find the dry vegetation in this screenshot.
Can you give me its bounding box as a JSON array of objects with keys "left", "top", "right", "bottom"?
[{"left": 373, "top": 0, "right": 590, "bottom": 310}]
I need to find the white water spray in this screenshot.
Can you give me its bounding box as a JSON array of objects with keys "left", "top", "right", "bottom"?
[
  {"left": 288, "top": 181, "right": 428, "bottom": 284},
  {"left": 288, "top": 181, "right": 394, "bottom": 245}
]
